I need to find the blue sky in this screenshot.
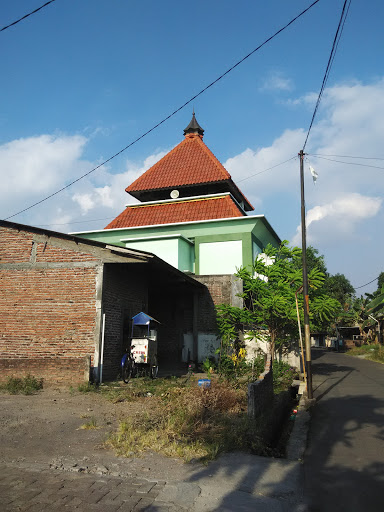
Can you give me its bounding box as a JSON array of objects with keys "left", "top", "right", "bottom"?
[{"left": 1, "top": 0, "right": 383, "bottom": 293}]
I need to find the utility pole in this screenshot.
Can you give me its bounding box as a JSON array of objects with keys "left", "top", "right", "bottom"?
[{"left": 299, "top": 149, "right": 313, "bottom": 398}]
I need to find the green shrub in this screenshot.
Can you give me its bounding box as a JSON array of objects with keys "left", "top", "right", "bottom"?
[
  {"left": 77, "top": 382, "right": 99, "bottom": 393},
  {"left": 218, "top": 354, "right": 265, "bottom": 386},
  {"left": 272, "top": 361, "right": 298, "bottom": 393},
  {"left": 0, "top": 374, "right": 43, "bottom": 395}
]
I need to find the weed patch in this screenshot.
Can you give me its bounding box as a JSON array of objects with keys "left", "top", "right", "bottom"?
[
  {"left": 348, "top": 344, "right": 384, "bottom": 364},
  {"left": 77, "top": 382, "right": 99, "bottom": 393},
  {"left": 106, "top": 380, "right": 272, "bottom": 463},
  {"left": 79, "top": 417, "right": 99, "bottom": 430},
  {"left": 0, "top": 374, "right": 43, "bottom": 395}
]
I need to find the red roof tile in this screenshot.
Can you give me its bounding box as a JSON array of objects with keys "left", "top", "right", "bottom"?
[
  {"left": 105, "top": 195, "right": 245, "bottom": 230},
  {"left": 126, "top": 134, "right": 231, "bottom": 193}
]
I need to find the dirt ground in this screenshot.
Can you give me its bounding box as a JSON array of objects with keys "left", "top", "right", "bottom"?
[{"left": 0, "top": 387, "right": 200, "bottom": 481}]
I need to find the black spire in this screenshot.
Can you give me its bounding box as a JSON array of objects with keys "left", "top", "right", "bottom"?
[{"left": 183, "top": 112, "right": 204, "bottom": 137}]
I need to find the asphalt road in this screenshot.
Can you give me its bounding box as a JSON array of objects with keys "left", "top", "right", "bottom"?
[{"left": 303, "top": 349, "right": 384, "bottom": 512}]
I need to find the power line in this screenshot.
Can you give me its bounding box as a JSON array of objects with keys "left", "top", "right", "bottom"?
[
  {"left": 309, "top": 153, "right": 384, "bottom": 161},
  {"left": 31, "top": 155, "right": 297, "bottom": 228},
  {"left": 354, "top": 276, "right": 379, "bottom": 290},
  {"left": 0, "top": 0, "right": 56, "bottom": 32},
  {"left": 310, "top": 154, "right": 384, "bottom": 171},
  {"left": 302, "top": 0, "right": 351, "bottom": 151},
  {"left": 37, "top": 216, "right": 115, "bottom": 227},
  {"left": 4, "top": 0, "right": 321, "bottom": 221},
  {"left": 236, "top": 156, "right": 297, "bottom": 183}
]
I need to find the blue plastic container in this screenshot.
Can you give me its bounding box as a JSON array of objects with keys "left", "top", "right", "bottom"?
[{"left": 198, "top": 379, "right": 211, "bottom": 389}]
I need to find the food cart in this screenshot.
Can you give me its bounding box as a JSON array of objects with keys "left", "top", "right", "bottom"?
[{"left": 129, "top": 312, "right": 160, "bottom": 378}]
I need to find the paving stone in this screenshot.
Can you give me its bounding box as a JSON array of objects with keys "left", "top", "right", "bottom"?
[
  {"left": 118, "top": 496, "right": 142, "bottom": 509},
  {"left": 0, "top": 463, "right": 189, "bottom": 512},
  {"left": 64, "top": 496, "right": 83, "bottom": 508},
  {"left": 87, "top": 489, "right": 110, "bottom": 504},
  {"left": 98, "top": 489, "right": 122, "bottom": 503},
  {"left": 51, "top": 493, "right": 75, "bottom": 506},
  {"left": 133, "top": 497, "right": 156, "bottom": 511},
  {"left": 137, "top": 481, "right": 156, "bottom": 494}
]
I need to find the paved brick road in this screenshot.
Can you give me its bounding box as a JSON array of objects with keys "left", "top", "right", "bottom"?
[{"left": 0, "top": 462, "right": 184, "bottom": 512}]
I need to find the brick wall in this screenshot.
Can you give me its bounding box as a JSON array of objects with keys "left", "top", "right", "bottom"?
[
  {"left": 0, "top": 225, "right": 101, "bottom": 384},
  {"left": 193, "top": 275, "right": 243, "bottom": 333}
]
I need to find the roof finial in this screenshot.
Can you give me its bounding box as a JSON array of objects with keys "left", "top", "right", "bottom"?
[{"left": 183, "top": 112, "right": 204, "bottom": 138}]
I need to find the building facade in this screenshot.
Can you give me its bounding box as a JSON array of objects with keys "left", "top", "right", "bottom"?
[
  {"left": 0, "top": 220, "right": 203, "bottom": 383},
  {"left": 74, "top": 114, "right": 280, "bottom": 276}
]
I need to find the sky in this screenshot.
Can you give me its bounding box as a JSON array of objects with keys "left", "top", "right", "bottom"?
[{"left": 0, "top": 0, "right": 383, "bottom": 294}]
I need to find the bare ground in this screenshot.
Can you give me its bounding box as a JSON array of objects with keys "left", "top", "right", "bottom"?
[{"left": 0, "top": 387, "right": 200, "bottom": 481}]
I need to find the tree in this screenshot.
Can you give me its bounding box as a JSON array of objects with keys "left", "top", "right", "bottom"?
[
  {"left": 297, "top": 247, "right": 356, "bottom": 333},
  {"left": 323, "top": 273, "right": 355, "bottom": 307},
  {"left": 216, "top": 241, "right": 340, "bottom": 360}
]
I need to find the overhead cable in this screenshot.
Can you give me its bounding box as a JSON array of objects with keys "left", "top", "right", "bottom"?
[
  {"left": 236, "top": 156, "right": 297, "bottom": 183},
  {"left": 309, "top": 153, "right": 384, "bottom": 161},
  {"left": 4, "top": 0, "right": 321, "bottom": 221},
  {"left": 0, "top": 0, "right": 56, "bottom": 32},
  {"left": 354, "top": 276, "right": 379, "bottom": 290},
  {"left": 310, "top": 154, "right": 384, "bottom": 171},
  {"left": 302, "top": 0, "right": 351, "bottom": 151},
  {"left": 30, "top": 155, "right": 297, "bottom": 227},
  {"left": 36, "top": 216, "right": 116, "bottom": 227}
]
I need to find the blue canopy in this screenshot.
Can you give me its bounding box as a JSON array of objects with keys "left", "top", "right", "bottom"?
[{"left": 132, "top": 312, "right": 160, "bottom": 326}]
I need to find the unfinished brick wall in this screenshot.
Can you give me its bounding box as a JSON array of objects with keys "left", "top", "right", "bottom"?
[
  {"left": 0, "top": 225, "right": 101, "bottom": 384},
  {"left": 193, "top": 275, "right": 243, "bottom": 333}
]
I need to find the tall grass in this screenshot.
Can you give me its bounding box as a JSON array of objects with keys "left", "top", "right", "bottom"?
[
  {"left": 106, "top": 381, "right": 271, "bottom": 462},
  {"left": 0, "top": 374, "right": 43, "bottom": 395},
  {"left": 348, "top": 343, "right": 384, "bottom": 364}
]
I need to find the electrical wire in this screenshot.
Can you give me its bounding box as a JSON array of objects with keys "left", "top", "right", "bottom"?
[
  {"left": 302, "top": 0, "right": 351, "bottom": 151},
  {"left": 236, "top": 156, "right": 297, "bottom": 183},
  {"left": 309, "top": 153, "right": 384, "bottom": 161},
  {"left": 31, "top": 155, "right": 298, "bottom": 227},
  {"left": 354, "top": 276, "right": 379, "bottom": 290},
  {"left": 0, "top": 0, "right": 56, "bottom": 32},
  {"left": 310, "top": 154, "right": 384, "bottom": 171},
  {"left": 4, "top": 0, "right": 321, "bottom": 221},
  {"left": 36, "top": 217, "right": 116, "bottom": 227}
]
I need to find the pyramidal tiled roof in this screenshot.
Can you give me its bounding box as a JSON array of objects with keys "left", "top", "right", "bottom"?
[
  {"left": 104, "top": 195, "right": 244, "bottom": 230},
  {"left": 126, "top": 133, "right": 231, "bottom": 193}
]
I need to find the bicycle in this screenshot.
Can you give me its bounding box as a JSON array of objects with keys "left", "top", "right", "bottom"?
[
  {"left": 121, "top": 346, "right": 158, "bottom": 382},
  {"left": 121, "top": 345, "right": 135, "bottom": 383}
]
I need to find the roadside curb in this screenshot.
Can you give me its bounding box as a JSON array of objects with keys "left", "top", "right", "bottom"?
[{"left": 286, "top": 392, "right": 314, "bottom": 461}]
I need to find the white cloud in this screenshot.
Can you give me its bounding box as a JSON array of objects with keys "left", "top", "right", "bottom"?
[
  {"left": 72, "top": 192, "right": 95, "bottom": 214},
  {"left": 292, "top": 193, "right": 382, "bottom": 245},
  {"left": 0, "top": 132, "right": 168, "bottom": 231},
  {"left": 225, "top": 128, "right": 304, "bottom": 207},
  {"left": 0, "top": 134, "right": 88, "bottom": 198},
  {"left": 259, "top": 71, "right": 294, "bottom": 92}
]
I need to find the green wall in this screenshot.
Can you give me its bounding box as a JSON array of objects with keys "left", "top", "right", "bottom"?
[{"left": 74, "top": 216, "right": 280, "bottom": 276}]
